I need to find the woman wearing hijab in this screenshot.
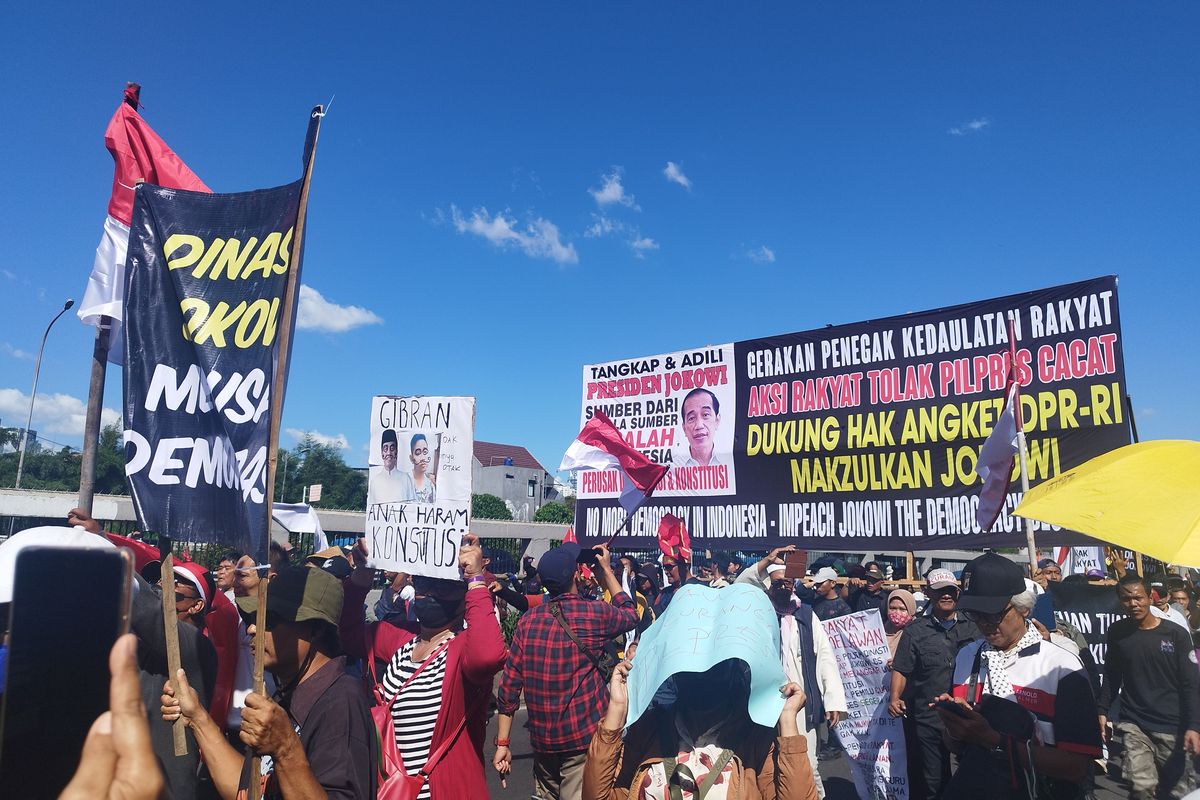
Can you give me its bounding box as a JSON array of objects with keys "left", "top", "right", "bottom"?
[
  {"left": 583, "top": 657, "right": 818, "bottom": 800},
  {"left": 374, "top": 534, "right": 507, "bottom": 799},
  {"left": 883, "top": 588, "right": 917, "bottom": 666}
]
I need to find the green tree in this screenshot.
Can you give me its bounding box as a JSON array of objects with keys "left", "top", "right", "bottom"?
[
  {"left": 472, "top": 493, "right": 513, "bottom": 520},
  {"left": 94, "top": 423, "right": 129, "bottom": 495},
  {"left": 276, "top": 435, "right": 367, "bottom": 510},
  {"left": 534, "top": 501, "right": 574, "bottom": 524}
]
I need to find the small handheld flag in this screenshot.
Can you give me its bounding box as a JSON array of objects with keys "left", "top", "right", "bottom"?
[{"left": 559, "top": 410, "right": 669, "bottom": 516}]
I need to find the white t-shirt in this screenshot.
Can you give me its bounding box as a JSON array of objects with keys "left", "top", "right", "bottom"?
[
  {"left": 1150, "top": 604, "right": 1191, "bottom": 633},
  {"left": 368, "top": 466, "right": 416, "bottom": 507}
]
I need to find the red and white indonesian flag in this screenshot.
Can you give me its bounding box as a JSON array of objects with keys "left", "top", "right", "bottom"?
[
  {"left": 975, "top": 382, "right": 1020, "bottom": 530},
  {"left": 78, "top": 85, "right": 210, "bottom": 364},
  {"left": 560, "top": 410, "right": 669, "bottom": 515}
]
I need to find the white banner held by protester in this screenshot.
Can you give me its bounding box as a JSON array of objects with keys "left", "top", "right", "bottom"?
[
  {"left": 366, "top": 396, "right": 474, "bottom": 579},
  {"left": 821, "top": 610, "right": 909, "bottom": 800}
]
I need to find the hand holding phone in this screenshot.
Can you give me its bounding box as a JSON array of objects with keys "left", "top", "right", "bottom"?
[{"left": 1, "top": 545, "right": 133, "bottom": 797}]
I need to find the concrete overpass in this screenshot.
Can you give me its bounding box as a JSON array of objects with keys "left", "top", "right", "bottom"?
[{"left": 0, "top": 487, "right": 566, "bottom": 565}]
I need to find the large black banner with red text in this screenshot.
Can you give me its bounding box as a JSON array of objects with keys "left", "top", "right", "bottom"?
[{"left": 574, "top": 277, "right": 1129, "bottom": 550}]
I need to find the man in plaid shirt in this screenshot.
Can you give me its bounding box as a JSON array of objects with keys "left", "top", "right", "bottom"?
[{"left": 494, "top": 541, "right": 638, "bottom": 800}]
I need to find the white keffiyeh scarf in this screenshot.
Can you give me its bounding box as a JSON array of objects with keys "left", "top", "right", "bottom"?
[{"left": 980, "top": 621, "right": 1043, "bottom": 698}]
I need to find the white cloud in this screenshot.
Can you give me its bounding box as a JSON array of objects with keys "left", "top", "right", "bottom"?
[
  {"left": 663, "top": 161, "right": 692, "bottom": 190},
  {"left": 949, "top": 117, "right": 990, "bottom": 136},
  {"left": 0, "top": 269, "right": 16, "bottom": 281},
  {"left": 0, "top": 388, "right": 119, "bottom": 439},
  {"left": 1140, "top": 408, "right": 1158, "bottom": 418},
  {"left": 449, "top": 205, "right": 578, "bottom": 264},
  {"left": 630, "top": 237, "right": 660, "bottom": 258},
  {"left": 589, "top": 169, "right": 639, "bottom": 210},
  {"left": 1, "top": 342, "right": 33, "bottom": 361},
  {"left": 746, "top": 245, "right": 776, "bottom": 264},
  {"left": 285, "top": 427, "right": 350, "bottom": 450},
  {"left": 585, "top": 215, "right": 619, "bottom": 239},
  {"left": 296, "top": 285, "right": 384, "bottom": 333},
  {"left": 585, "top": 215, "right": 661, "bottom": 257}
]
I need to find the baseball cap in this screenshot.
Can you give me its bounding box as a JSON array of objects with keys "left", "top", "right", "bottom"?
[
  {"left": 235, "top": 566, "right": 343, "bottom": 627},
  {"left": 812, "top": 567, "right": 838, "bottom": 583},
  {"left": 0, "top": 526, "right": 116, "bottom": 604},
  {"left": 1037, "top": 558, "right": 1059, "bottom": 570},
  {"left": 1086, "top": 568, "right": 1105, "bottom": 579},
  {"left": 537, "top": 542, "right": 582, "bottom": 594},
  {"left": 957, "top": 553, "right": 1027, "bottom": 615},
  {"left": 865, "top": 565, "right": 886, "bottom": 582},
  {"left": 926, "top": 569, "right": 958, "bottom": 590}
]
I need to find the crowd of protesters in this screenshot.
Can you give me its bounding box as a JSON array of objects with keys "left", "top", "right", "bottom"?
[{"left": 5, "top": 517, "right": 1200, "bottom": 800}]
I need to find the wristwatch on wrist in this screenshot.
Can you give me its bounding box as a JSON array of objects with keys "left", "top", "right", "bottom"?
[{"left": 494, "top": 737, "right": 510, "bottom": 747}]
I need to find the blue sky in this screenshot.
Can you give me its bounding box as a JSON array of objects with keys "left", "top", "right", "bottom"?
[{"left": 2, "top": 3, "right": 1197, "bottom": 477}]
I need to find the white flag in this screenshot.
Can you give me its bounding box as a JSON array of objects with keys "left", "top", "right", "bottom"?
[{"left": 976, "top": 383, "right": 1019, "bottom": 530}]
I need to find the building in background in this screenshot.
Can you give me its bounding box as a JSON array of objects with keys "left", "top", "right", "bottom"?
[{"left": 473, "top": 441, "right": 563, "bottom": 521}]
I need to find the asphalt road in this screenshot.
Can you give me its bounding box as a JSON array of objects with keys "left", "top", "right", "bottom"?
[{"left": 483, "top": 708, "right": 1130, "bottom": 799}]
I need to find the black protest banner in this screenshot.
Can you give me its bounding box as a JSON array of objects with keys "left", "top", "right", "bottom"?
[
  {"left": 1047, "top": 580, "right": 1125, "bottom": 675},
  {"left": 122, "top": 180, "right": 303, "bottom": 559},
  {"left": 574, "top": 277, "right": 1129, "bottom": 549}
]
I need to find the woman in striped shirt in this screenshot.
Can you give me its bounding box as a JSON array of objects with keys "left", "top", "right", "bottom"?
[{"left": 376, "top": 534, "right": 508, "bottom": 799}]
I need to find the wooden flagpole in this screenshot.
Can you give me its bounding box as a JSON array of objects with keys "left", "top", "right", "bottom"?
[
  {"left": 603, "top": 467, "right": 670, "bottom": 548},
  {"left": 159, "top": 536, "right": 188, "bottom": 756},
  {"left": 248, "top": 105, "right": 323, "bottom": 800}
]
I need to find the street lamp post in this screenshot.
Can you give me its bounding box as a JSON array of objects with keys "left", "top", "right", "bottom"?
[{"left": 14, "top": 299, "right": 75, "bottom": 490}]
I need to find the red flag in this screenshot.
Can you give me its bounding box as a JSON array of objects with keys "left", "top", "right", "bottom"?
[
  {"left": 563, "top": 526, "right": 577, "bottom": 544},
  {"left": 79, "top": 84, "right": 211, "bottom": 364},
  {"left": 658, "top": 514, "right": 692, "bottom": 561},
  {"left": 559, "top": 410, "right": 669, "bottom": 514},
  {"left": 104, "top": 84, "right": 210, "bottom": 226}
]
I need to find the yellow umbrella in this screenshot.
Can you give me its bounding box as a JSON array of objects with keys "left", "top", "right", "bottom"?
[{"left": 1015, "top": 440, "right": 1200, "bottom": 566}]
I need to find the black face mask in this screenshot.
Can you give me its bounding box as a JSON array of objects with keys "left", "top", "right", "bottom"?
[{"left": 412, "top": 595, "right": 462, "bottom": 629}]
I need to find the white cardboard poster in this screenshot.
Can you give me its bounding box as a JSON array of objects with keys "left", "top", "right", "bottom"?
[
  {"left": 821, "top": 610, "right": 909, "bottom": 800},
  {"left": 366, "top": 396, "right": 474, "bottom": 579}
]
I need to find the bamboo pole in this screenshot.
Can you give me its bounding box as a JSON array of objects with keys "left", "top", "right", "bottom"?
[
  {"left": 249, "top": 105, "right": 322, "bottom": 800},
  {"left": 159, "top": 539, "right": 188, "bottom": 755},
  {"left": 1007, "top": 316, "right": 1038, "bottom": 578},
  {"left": 78, "top": 317, "right": 111, "bottom": 513}
]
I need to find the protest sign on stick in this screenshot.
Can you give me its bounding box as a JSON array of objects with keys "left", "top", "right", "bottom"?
[
  {"left": 821, "top": 610, "right": 908, "bottom": 800},
  {"left": 119, "top": 102, "right": 322, "bottom": 792},
  {"left": 366, "top": 396, "right": 475, "bottom": 579}
]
